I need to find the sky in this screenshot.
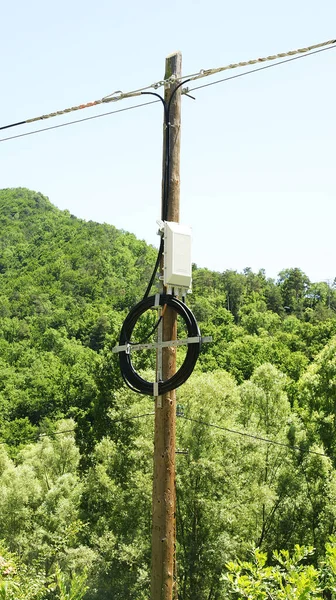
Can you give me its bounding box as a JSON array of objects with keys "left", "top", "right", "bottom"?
[{"left": 1, "top": 0, "right": 335, "bottom": 283}]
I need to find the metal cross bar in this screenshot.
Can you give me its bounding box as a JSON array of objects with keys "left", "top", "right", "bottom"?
[{"left": 112, "top": 335, "right": 212, "bottom": 354}]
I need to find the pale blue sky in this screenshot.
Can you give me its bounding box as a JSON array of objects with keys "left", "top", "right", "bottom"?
[{"left": 1, "top": 0, "right": 335, "bottom": 282}]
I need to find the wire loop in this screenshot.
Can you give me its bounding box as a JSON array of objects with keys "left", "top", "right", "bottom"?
[{"left": 119, "top": 294, "right": 201, "bottom": 396}]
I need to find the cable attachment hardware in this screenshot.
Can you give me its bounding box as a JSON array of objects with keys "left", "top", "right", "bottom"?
[
  {"left": 113, "top": 294, "right": 211, "bottom": 396},
  {"left": 156, "top": 219, "right": 164, "bottom": 234},
  {"left": 152, "top": 80, "right": 165, "bottom": 90},
  {"left": 102, "top": 90, "right": 124, "bottom": 102}
]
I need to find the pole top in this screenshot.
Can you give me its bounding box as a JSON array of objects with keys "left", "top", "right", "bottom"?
[
  {"left": 166, "top": 50, "right": 182, "bottom": 58},
  {"left": 165, "top": 52, "right": 182, "bottom": 79}
]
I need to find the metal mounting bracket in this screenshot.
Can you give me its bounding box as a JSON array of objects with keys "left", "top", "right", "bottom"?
[{"left": 112, "top": 336, "right": 212, "bottom": 354}]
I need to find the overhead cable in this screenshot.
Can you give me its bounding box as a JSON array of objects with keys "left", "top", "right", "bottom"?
[
  {"left": 0, "top": 412, "right": 329, "bottom": 458},
  {"left": 185, "top": 44, "right": 336, "bottom": 94},
  {"left": 2, "top": 44, "right": 334, "bottom": 145},
  {"left": 0, "top": 89, "right": 150, "bottom": 132},
  {"left": 0, "top": 412, "right": 155, "bottom": 446},
  {"left": 178, "top": 415, "right": 328, "bottom": 458},
  {"left": 1, "top": 38, "right": 334, "bottom": 134},
  {"left": 181, "top": 38, "right": 336, "bottom": 86},
  {"left": 141, "top": 79, "right": 190, "bottom": 299},
  {"left": 0, "top": 100, "right": 159, "bottom": 143}
]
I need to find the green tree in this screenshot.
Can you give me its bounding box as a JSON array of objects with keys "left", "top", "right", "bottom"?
[
  {"left": 278, "top": 268, "right": 310, "bottom": 317},
  {"left": 297, "top": 337, "right": 336, "bottom": 461}
]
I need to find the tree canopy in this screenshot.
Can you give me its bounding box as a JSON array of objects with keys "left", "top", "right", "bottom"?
[{"left": 1, "top": 188, "right": 336, "bottom": 599}]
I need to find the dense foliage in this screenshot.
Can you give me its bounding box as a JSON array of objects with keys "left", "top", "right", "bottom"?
[{"left": 1, "top": 188, "right": 336, "bottom": 598}]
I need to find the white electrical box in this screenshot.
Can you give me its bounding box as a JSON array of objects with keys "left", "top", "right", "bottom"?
[{"left": 163, "top": 221, "right": 192, "bottom": 291}]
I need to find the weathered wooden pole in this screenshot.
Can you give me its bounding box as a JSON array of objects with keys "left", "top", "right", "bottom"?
[{"left": 151, "top": 51, "right": 182, "bottom": 600}]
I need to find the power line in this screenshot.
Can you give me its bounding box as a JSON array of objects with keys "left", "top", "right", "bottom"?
[
  {"left": 0, "top": 89, "right": 154, "bottom": 133},
  {"left": 182, "top": 38, "right": 336, "bottom": 86},
  {"left": 185, "top": 44, "right": 336, "bottom": 94},
  {"left": 0, "top": 71, "right": 178, "bottom": 133},
  {"left": 0, "top": 410, "right": 329, "bottom": 458},
  {"left": 2, "top": 44, "right": 333, "bottom": 145},
  {"left": 109, "top": 411, "right": 155, "bottom": 424},
  {"left": 0, "top": 38, "right": 334, "bottom": 135},
  {"left": 0, "top": 412, "right": 155, "bottom": 446},
  {"left": 0, "top": 100, "right": 159, "bottom": 143},
  {"left": 177, "top": 415, "right": 328, "bottom": 458}
]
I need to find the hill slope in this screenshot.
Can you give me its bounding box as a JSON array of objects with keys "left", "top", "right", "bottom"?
[
  {"left": 1, "top": 188, "right": 336, "bottom": 442},
  {"left": 0, "top": 188, "right": 158, "bottom": 447},
  {"left": 2, "top": 188, "right": 336, "bottom": 599},
  {"left": 1, "top": 188, "right": 336, "bottom": 444}
]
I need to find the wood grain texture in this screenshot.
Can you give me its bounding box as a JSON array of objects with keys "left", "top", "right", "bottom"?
[{"left": 151, "top": 51, "right": 182, "bottom": 600}]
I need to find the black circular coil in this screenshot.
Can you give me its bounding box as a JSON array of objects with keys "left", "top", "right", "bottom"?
[{"left": 119, "top": 294, "right": 201, "bottom": 396}]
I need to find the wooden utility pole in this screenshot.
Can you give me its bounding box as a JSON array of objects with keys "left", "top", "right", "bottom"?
[{"left": 151, "top": 51, "right": 182, "bottom": 600}]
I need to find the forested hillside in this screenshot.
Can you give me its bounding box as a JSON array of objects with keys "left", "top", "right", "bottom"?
[{"left": 1, "top": 188, "right": 336, "bottom": 599}]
